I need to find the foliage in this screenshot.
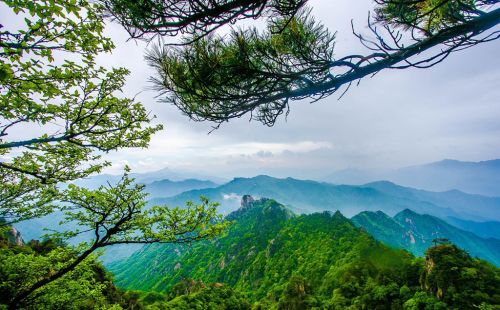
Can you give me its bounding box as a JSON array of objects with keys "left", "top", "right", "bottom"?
[
  {"left": 110, "top": 198, "right": 500, "bottom": 309},
  {"left": 0, "top": 0, "right": 162, "bottom": 222},
  {"left": 375, "top": 0, "right": 486, "bottom": 34},
  {"left": 1, "top": 1, "right": 229, "bottom": 306},
  {"left": 420, "top": 243, "right": 500, "bottom": 308},
  {"left": 144, "top": 280, "right": 251, "bottom": 310},
  {"left": 117, "top": 0, "right": 500, "bottom": 126},
  {"left": 101, "top": 0, "right": 307, "bottom": 40},
  {"left": 4, "top": 172, "right": 228, "bottom": 308},
  {"left": 147, "top": 12, "right": 335, "bottom": 126},
  {"left": 0, "top": 234, "right": 142, "bottom": 309},
  {"left": 57, "top": 172, "right": 228, "bottom": 247}
]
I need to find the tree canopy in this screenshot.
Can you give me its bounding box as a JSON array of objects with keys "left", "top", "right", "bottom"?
[
  {"left": 102, "top": 0, "right": 308, "bottom": 41},
  {"left": 0, "top": 0, "right": 162, "bottom": 222},
  {"left": 0, "top": 1, "right": 228, "bottom": 307},
  {"left": 103, "top": 0, "right": 500, "bottom": 126}
]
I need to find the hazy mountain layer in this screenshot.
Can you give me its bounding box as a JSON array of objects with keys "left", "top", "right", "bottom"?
[
  {"left": 325, "top": 159, "right": 500, "bottom": 197},
  {"left": 446, "top": 216, "right": 500, "bottom": 239},
  {"left": 153, "top": 175, "right": 500, "bottom": 221},
  {"left": 144, "top": 179, "right": 218, "bottom": 198},
  {"left": 75, "top": 169, "right": 225, "bottom": 189},
  {"left": 352, "top": 209, "right": 500, "bottom": 266},
  {"left": 363, "top": 181, "right": 500, "bottom": 222}
]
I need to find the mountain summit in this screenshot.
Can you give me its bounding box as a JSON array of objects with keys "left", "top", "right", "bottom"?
[{"left": 109, "top": 197, "right": 500, "bottom": 309}]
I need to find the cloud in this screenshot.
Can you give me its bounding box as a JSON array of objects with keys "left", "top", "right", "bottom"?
[
  {"left": 106, "top": 160, "right": 130, "bottom": 175},
  {"left": 222, "top": 193, "right": 242, "bottom": 201},
  {"left": 202, "top": 141, "right": 333, "bottom": 158},
  {"left": 255, "top": 151, "right": 274, "bottom": 158}
]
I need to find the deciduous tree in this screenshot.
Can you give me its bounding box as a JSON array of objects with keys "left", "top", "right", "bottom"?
[
  {"left": 0, "top": 0, "right": 161, "bottom": 222},
  {"left": 0, "top": 1, "right": 228, "bottom": 307}
]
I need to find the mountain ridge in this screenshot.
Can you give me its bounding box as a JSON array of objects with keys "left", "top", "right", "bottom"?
[
  {"left": 153, "top": 175, "right": 500, "bottom": 222},
  {"left": 352, "top": 209, "right": 500, "bottom": 266},
  {"left": 325, "top": 158, "right": 500, "bottom": 196},
  {"left": 109, "top": 197, "right": 500, "bottom": 309}
]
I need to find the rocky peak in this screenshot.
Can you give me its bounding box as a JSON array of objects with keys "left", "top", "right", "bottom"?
[
  {"left": 2, "top": 226, "right": 24, "bottom": 246},
  {"left": 226, "top": 195, "right": 274, "bottom": 221},
  {"left": 241, "top": 195, "right": 255, "bottom": 209}
]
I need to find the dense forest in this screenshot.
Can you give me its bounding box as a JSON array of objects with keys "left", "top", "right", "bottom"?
[
  {"left": 0, "top": 222, "right": 142, "bottom": 309},
  {"left": 109, "top": 197, "right": 500, "bottom": 309},
  {"left": 2, "top": 197, "right": 499, "bottom": 309}
]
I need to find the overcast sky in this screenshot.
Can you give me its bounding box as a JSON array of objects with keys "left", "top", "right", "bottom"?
[{"left": 23, "top": 0, "right": 500, "bottom": 179}]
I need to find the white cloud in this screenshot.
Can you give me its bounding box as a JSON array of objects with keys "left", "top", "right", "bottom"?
[{"left": 222, "top": 193, "right": 242, "bottom": 201}]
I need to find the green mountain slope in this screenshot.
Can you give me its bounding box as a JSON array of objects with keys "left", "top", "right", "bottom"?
[
  {"left": 363, "top": 181, "right": 500, "bottom": 222},
  {"left": 352, "top": 209, "right": 500, "bottom": 266},
  {"left": 110, "top": 197, "right": 414, "bottom": 304},
  {"left": 109, "top": 197, "right": 500, "bottom": 309}
]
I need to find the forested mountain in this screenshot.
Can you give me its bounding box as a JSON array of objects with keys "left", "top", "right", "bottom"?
[
  {"left": 152, "top": 175, "right": 500, "bottom": 221},
  {"left": 325, "top": 159, "right": 500, "bottom": 197},
  {"left": 352, "top": 209, "right": 500, "bottom": 266},
  {"left": 363, "top": 181, "right": 500, "bottom": 222},
  {"left": 109, "top": 197, "right": 500, "bottom": 309}
]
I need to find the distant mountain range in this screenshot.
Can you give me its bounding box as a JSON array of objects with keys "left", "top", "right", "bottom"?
[
  {"left": 149, "top": 180, "right": 500, "bottom": 265},
  {"left": 152, "top": 175, "right": 500, "bottom": 223},
  {"left": 361, "top": 181, "right": 500, "bottom": 222},
  {"left": 324, "top": 159, "right": 500, "bottom": 197},
  {"left": 352, "top": 209, "right": 500, "bottom": 266},
  {"left": 144, "top": 179, "right": 218, "bottom": 199},
  {"left": 74, "top": 168, "right": 225, "bottom": 189},
  {"left": 14, "top": 177, "right": 219, "bottom": 264},
  {"left": 445, "top": 217, "right": 500, "bottom": 239},
  {"left": 73, "top": 158, "right": 500, "bottom": 197},
  {"left": 15, "top": 164, "right": 500, "bottom": 265}
]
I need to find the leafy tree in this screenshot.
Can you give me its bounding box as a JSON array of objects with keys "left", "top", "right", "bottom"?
[
  {"left": 0, "top": 229, "right": 144, "bottom": 309},
  {"left": 0, "top": 1, "right": 229, "bottom": 307},
  {"left": 0, "top": 0, "right": 162, "bottom": 223},
  {"left": 402, "top": 291, "right": 447, "bottom": 310},
  {"left": 277, "top": 275, "right": 318, "bottom": 310},
  {"left": 420, "top": 243, "right": 500, "bottom": 309},
  {"left": 4, "top": 171, "right": 228, "bottom": 309},
  {"left": 102, "top": 0, "right": 499, "bottom": 126},
  {"left": 101, "top": 0, "right": 307, "bottom": 41},
  {"left": 144, "top": 279, "right": 251, "bottom": 310}
]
